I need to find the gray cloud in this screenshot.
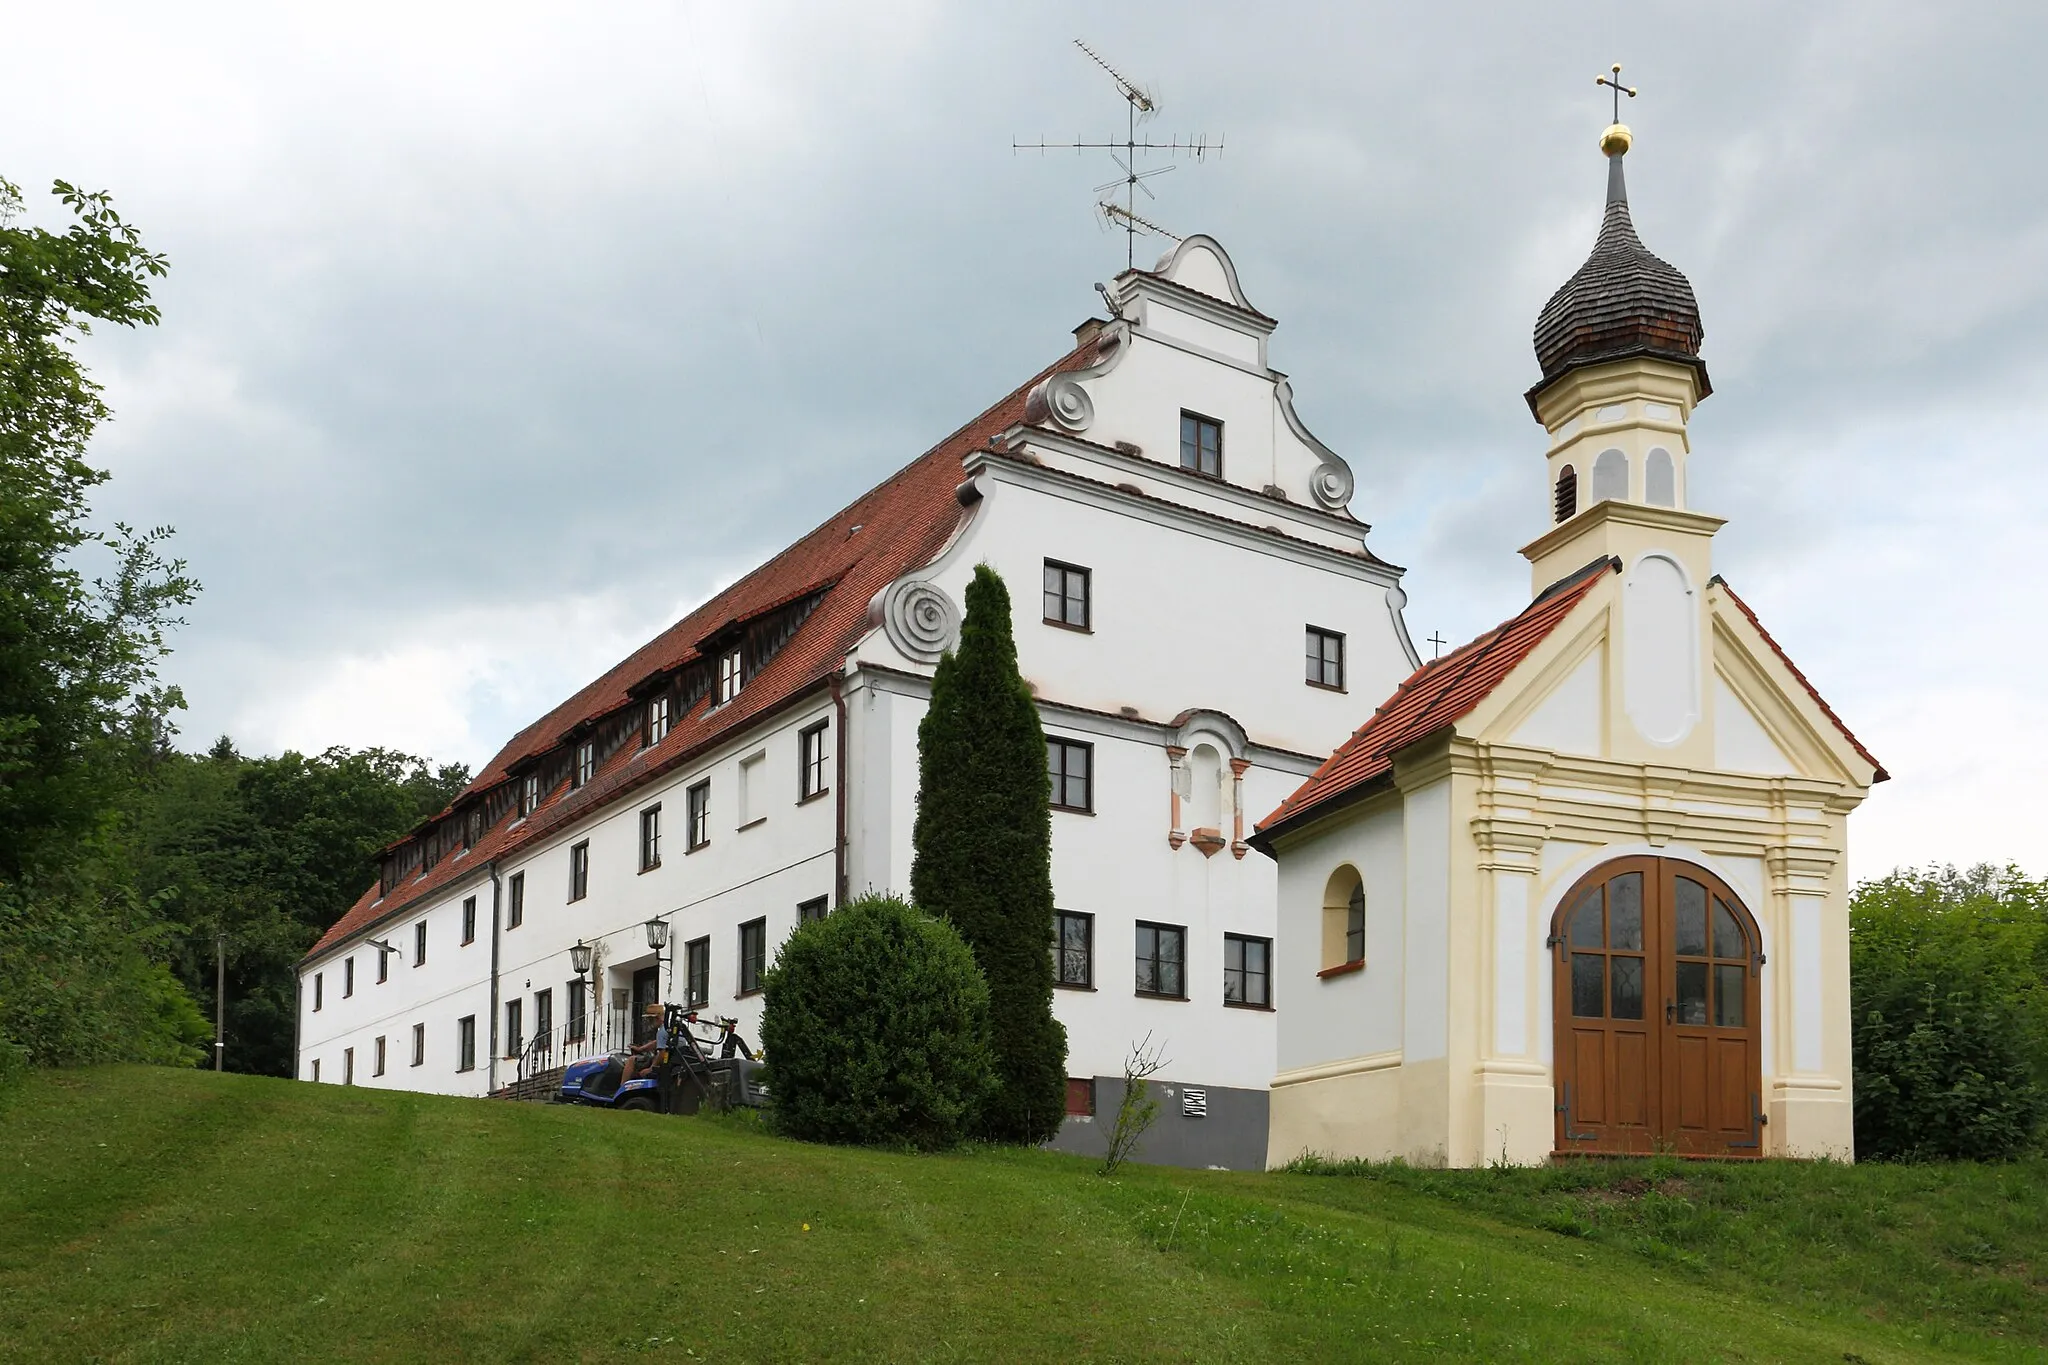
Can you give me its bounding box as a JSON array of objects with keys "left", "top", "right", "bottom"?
[{"left": 9, "top": 0, "right": 2045, "bottom": 879}]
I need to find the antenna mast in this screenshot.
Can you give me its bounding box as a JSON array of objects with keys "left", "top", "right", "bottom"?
[{"left": 1014, "top": 39, "right": 1222, "bottom": 270}]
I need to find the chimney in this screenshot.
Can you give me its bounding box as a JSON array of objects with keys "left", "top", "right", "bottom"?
[{"left": 1072, "top": 317, "right": 1108, "bottom": 349}]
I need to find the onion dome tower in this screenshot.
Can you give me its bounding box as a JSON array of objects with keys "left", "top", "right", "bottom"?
[{"left": 1522, "top": 95, "right": 1724, "bottom": 597}]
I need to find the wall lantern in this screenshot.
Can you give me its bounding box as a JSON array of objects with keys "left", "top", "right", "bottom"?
[
  {"left": 569, "top": 939, "right": 594, "bottom": 975},
  {"left": 644, "top": 917, "right": 670, "bottom": 952}
]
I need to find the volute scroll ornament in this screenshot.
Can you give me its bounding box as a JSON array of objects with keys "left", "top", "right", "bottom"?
[
  {"left": 1310, "top": 461, "right": 1355, "bottom": 510},
  {"left": 1024, "top": 373, "right": 1095, "bottom": 433},
  {"left": 878, "top": 579, "right": 961, "bottom": 665}
]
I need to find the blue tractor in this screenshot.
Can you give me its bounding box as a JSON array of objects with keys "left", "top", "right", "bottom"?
[{"left": 557, "top": 1006, "right": 766, "bottom": 1114}]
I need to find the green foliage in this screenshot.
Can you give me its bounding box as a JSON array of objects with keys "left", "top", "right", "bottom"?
[
  {"left": 116, "top": 740, "right": 469, "bottom": 1077},
  {"left": 0, "top": 870, "right": 208, "bottom": 1068},
  {"left": 759, "top": 893, "right": 993, "bottom": 1150},
  {"left": 910, "top": 564, "right": 1068, "bottom": 1144},
  {"left": 1851, "top": 864, "right": 2048, "bottom": 1161},
  {"left": 0, "top": 176, "right": 189, "bottom": 879}
]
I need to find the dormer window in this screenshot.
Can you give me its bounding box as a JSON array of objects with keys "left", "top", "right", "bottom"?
[
  {"left": 573, "top": 740, "right": 595, "bottom": 789},
  {"left": 647, "top": 694, "right": 672, "bottom": 746},
  {"left": 1180, "top": 412, "right": 1222, "bottom": 478},
  {"left": 520, "top": 773, "right": 540, "bottom": 816},
  {"left": 718, "top": 647, "right": 743, "bottom": 705}
]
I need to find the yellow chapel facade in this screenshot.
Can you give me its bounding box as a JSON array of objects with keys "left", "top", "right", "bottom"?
[{"left": 1251, "top": 121, "right": 1886, "bottom": 1167}]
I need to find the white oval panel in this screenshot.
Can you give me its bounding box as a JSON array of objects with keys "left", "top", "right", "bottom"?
[{"left": 1623, "top": 553, "right": 1698, "bottom": 745}]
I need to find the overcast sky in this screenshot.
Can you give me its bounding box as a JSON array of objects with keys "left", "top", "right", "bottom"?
[{"left": 9, "top": 3, "right": 2045, "bottom": 882}]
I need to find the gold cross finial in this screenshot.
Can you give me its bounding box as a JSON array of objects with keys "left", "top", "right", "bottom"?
[{"left": 1596, "top": 63, "right": 1637, "bottom": 125}]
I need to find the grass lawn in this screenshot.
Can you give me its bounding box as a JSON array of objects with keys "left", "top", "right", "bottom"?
[{"left": 1, "top": 1067, "right": 2042, "bottom": 1363}]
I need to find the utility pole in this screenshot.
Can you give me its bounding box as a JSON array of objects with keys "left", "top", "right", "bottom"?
[{"left": 214, "top": 932, "right": 226, "bottom": 1072}]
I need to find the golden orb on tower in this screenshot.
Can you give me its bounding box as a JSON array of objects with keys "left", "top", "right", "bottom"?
[{"left": 1600, "top": 122, "right": 1633, "bottom": 157}]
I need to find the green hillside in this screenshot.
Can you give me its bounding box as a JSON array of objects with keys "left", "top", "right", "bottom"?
[{"left": 1, "top": 1068, "right": 2042, "bottom": 1363}]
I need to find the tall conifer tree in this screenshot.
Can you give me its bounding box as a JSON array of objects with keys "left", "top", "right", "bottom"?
[{"left": 911, "top": 564, "right": 1068, "bottom": 1143}]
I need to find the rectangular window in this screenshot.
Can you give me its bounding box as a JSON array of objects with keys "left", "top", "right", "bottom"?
[
  {"left": 410, "top": 1023, "right": 425, "bottom": 1067},
  {"left": 373, "top": 1035, "right": 387, "bottom": 1077},
  {"left": 343, "top": 957, "right": 355, "bottom": 997},
  {"left": 1041, "top": 560, "right": 1091, "bottom": 631},
  {"left": 343, "top": 1047, "right": 354, "bottom": 1086},
  {"left": 687, "top": 781, "right": 710, "bottom": 850},
  {"left": 737, "top": 751, "right": 765, "bottom": 826},
  {"left": 684, "top": 936, "right": 710, "bottom": 1009},
  {"left": 574, "top": 740, "right": 595, "bottom": 789},
  {"left": 798, "top": 896, "right": 829, "bottom": 925},
  {"left": 567, "top": 979, "right": 587, "bottom": 1042},
  {"left": 505, "top": 999, "right": 523, "bottom": 1058},
  {"left": 647, "top": 694, "right": 671, "bottom": 746},
  {"left": 507, "top": 871, "right": 525, "bottom": 929},
  {"left": 313, "top": 972, "right": 323, "bottom": 1011},
  {"left": 719, "top": 647, "right": 743, "bottom": 704},
  {"left": 1066, "top": 1078, "right": 1095, "bottom": 1117},
  {"left": 799, "top": 720, "right": 830, "bottom": 801},
  {"left": 1048, "top": 738, "right": 1093, "bottom": 813},
  {"left": 1180, "top": 411, "right": 1222, "bottom": 478},
  {"left": 521, "top": 773, "right": 541, "bottom": 815},
  {"left": 461, "top": 896, "right": 477, "bottom": 945},
  {"left": 640, "top": 805, "right": 662, "bottom": 872},
  {"left": 1224, "top": 933, "right": 1272, "bottom": 1008},
  {"left": 1055, "top": 910, "right": 1094, "bottom": 988},
  {"left": 1135, "top": 921, "right": 1187, "bottom": 999},
  {"left": 414, "top": 920, "right": 427, "bottom": 967},
  {"left": 457, "top": 1015, "right": 476, "bottom": 1073},
  {"left": 1306, "top": 625, "right": 1346, "bottom": 691},
  {"left": 568, "top": 841, "right": 590, "bottom": 901},
  {"left": 738, "top": 918, "right": 767, "bottom": 996},
  {"left": 310, "top": 1058, "right": 320, "bottom": 1083},
  {"left": 534, "top": 988, "right": 553, "bottom": 1043}
]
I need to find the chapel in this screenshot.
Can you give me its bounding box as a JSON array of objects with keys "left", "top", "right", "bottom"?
[{"left": 1252, "top": 118, "right": 1886, "bottom": 1166}]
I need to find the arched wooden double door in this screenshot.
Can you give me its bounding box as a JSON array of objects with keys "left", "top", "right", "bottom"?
[{"left": 1551, "top": 858, "right": 1764, "bottom": 1157}]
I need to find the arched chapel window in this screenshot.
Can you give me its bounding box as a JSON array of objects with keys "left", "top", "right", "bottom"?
[
  {"left": 1322, "top": 866, "right": 1366, "bottom": 972},
  {"left": 1189, "top": 744, "right": 1223, "bottom": 830},
  {"left": 1554, "top": 465, "right": 1578, "bottom": 523},
  {"left": 1592, "top": 448, "right": 1628, "bottom": 503},
  {"left": 1646, "top": 448, "right": 1676, "bottom": 507}
]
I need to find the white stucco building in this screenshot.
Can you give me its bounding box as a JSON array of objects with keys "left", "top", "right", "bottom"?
[{"left": 295, "top": 235, "right": 1419, "bottom": 1168}]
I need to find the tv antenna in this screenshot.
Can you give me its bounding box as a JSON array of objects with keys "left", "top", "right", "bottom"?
[{"left": 1014, "top": 39, "right": 1223, "bottom": 270}]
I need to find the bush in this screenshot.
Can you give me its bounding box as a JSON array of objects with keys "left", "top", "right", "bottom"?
[
  {"left": 1851, "top": 865, "right": 2048, "bottom": 1161},
  {"left": 759, "top": 893, "right": 994, "bottom": 1150}
]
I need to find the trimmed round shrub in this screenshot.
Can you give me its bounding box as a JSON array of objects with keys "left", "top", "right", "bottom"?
[{"left": 760, "top": 893, "right": 994, "bottom": 1149}]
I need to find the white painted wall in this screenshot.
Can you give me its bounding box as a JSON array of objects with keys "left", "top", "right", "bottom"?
[{"left": 1271, "top": 801, "right": 1407, "bottom": 1073}]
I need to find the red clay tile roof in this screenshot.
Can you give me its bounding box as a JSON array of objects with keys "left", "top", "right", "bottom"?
[
  {"left": 1255, "top": 557, "right": 1619, "bottom": 840},
  {"left": 1711, "top": 576, "right": 1888, "bottom": 782},
  {"left": 304, "top": 336, "right": 1103, "bottom": 962}
]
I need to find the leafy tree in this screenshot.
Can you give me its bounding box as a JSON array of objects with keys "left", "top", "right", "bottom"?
[
  {"left": 910, "top": 565, "right": 1068, "bottom": 1144},
  {"left": 0, "top": 174, "right": 203, "bottom": 1068},
  {"left": 0, "top": 176, "right": 189, "bottom": 878},
  {"left": 116, "top": 741, "right": 468, "bottom": 1077},
  {"left": 760, "top": 893, "right": 993, "bottom": 1149},
  {"left": 1851, "top": 864, "right": 2048, "bottom": 1161}
]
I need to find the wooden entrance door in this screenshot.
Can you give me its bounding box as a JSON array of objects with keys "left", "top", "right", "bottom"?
[{"left": 1551, "top": 858, "right": 1764, "bottom": 1157}]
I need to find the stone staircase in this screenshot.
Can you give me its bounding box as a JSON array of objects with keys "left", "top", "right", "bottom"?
[{"left": 491, "top": 1066, "right": 565, "bottom": 1103}]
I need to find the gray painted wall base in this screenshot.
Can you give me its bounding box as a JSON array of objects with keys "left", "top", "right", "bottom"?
[{"left": 1044, "top": 1076, "right": 1269, "bottom": 1171}]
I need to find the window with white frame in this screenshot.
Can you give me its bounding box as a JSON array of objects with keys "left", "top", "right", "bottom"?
[
  {"left": 718, "top": 647, "right": 743, "bottom": 704},
  {"left": 1224, "top": 933, "right": 1272, "bottom": 1008},
  {"left": 1054, "top": 910, "right": 1093, "bottom": 988},
  {"left": 684, "top": 936, "right": 710, "bottom": 1009},
  {"left": 574, "top": 740, "right": 596, "bottom": 788},
  {"left": 521, "top": 773, "right": 541, "bottom": 815},
  {"left": 799, "top": 720, "right": 830, "bottom": 801},
  {"left": 647, "top": 693, "right": 672, "bottom": 746},
  {"left": 687, "top": 781, "right": 710, "bottom": 850},
  {"left": 640, "top": 804, "right": 662, "bottom": 871},
  {"left": 1135, "top": 921, "right": 1187, "bottom": 999}
]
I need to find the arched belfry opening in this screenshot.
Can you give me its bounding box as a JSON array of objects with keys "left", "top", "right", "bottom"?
[
  {"left": 1554, "top": 464, "right": 1578, "bottom": 523},
  {"left": 1550, "top": 856, "right": 1764, "bottom": 1157}
]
